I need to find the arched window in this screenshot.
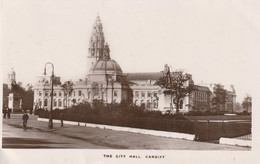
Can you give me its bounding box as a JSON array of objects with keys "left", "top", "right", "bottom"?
[
  {"left": 140, "top": 100, "right": 145, "bottom": 109},
  {"left": 58, "top": 99, "right": 62, "bottom": 107},
  {"left": 38, "top": 99, "right": 42, "bottom": 107},
  {"left": 180, "top": 100, "right": 184, "bottom": 109},
  {"left": 91, "top": 83, "right": 99, "bottom": 97},
  {"left": 63, "top": 99, "right": 66, "bottom": 107},
  {"left": 54, "top": 99, "right": 57, "bottom": 107},
  {"left": 153, "top": 100, "right": 158, "bottom": 108},
  {"left": 44, "top": 99, "right": 48, "bottom": 106},
  {"left": 147, "top": 100, "right": 151, "bottom": 109}
]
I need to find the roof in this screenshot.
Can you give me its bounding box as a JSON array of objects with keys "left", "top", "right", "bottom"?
[
  {"left": 193, "top": 85, "right": 211, "bottom": 92},
  {"left": 89, "top": 59, "right": 123, "bottom": 74},
  {"left": 124, "top": 72, "right": 163, "bottom": 81}
]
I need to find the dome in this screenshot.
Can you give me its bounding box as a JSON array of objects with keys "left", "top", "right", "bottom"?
[{"left": 89, "top": 59, "right": 123, "bottom": 75}]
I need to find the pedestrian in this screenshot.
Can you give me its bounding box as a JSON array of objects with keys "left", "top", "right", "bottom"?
[
  {"left": 7, "top": 108, "right": 11, "bottom": 119},
  {"left": 22, "top": 111, "right": 29, "bottom": 131},
  {"left": 3, "top": 106, "right": 7, "bottom": 118},
  {"left": 59, "top": 111, "right": 63, "bottom": 127}
]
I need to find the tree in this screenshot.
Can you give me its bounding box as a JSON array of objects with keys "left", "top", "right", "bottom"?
[
  {"left": 61, "top": 81, "right": 74, "bottom": 108},
  {"left": 242, "top": 95, "right": 252, "bottom": 112},
  {"left": 211, "top": 84, "right": 227, "bottom": 112},
  {"left": 156, "top": 64, "right": 194, "bottom": 113},
  {"left": 235, "top": 102, "right": 243, "bottom": 112},
  {"left": 11, "top": 82, "right": 25, "bottom": 95},
  {"left": 22, "top": 84, "right": 34, "bottom": 111}
]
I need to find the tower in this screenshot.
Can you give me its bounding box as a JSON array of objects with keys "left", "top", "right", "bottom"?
[
  {"left": 87, "top": 15, "right": 105, "bottom": 74},
  {"left": 7, "top": 68, "right": 16, "bottom": 89}
]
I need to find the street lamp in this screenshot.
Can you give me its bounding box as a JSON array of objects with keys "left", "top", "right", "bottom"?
[
  {"left": 107, "top": 76, "right": 115, "bottom": 104},
  {"left": 43, "top": 62, "right": 54, "bottom": 129}
]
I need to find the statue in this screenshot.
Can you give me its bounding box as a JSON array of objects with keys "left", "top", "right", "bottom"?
[{"left": 163, "top": 64, "right": 171, "bottom": 84}]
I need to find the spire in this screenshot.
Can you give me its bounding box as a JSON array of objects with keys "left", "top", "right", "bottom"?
[{"left": 88, "top": 15, "right": 105, "bottom": 60}]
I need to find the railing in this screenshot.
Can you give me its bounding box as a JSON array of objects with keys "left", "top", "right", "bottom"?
[{"left": 38, "top": 110, "right": 251, "bottom": 142}]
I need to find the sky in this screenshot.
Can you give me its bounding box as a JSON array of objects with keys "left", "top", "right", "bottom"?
[{"left": 1, "top": 0, "right": 260, "bottom": 102}]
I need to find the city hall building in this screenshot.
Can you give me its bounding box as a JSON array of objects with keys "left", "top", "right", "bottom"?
[{"left": 33, "top": 16, "right": 236, "bottom": 113}]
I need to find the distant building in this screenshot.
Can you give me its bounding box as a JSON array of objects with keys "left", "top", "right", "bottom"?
[
  {"left": 190, "top": 85, "right": 212, "bottom": 111},
  {"left": 198, "top": 83, "right": 236, "bottom": 112}
]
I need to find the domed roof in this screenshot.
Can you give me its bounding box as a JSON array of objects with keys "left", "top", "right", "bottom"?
[{"left": 89, "top": 59, "right": 123, "bottom": 74}]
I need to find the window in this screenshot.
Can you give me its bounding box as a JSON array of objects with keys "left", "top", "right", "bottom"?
[
  {"left": 45, "top": 92, "right": 48, "bottom": 97},
  {"left": 147, "top": 92, "right": 151, "bottom": 98},
  {"left": 54, "top": 100, "right": 57, "bottom": 107},
  {"left": 88, "top": 92, "right": 91, "bottom": 99},
  {"left": 141, "top": 91, "right": 145, "bottom": 98},
  {"left": 135, "top": 91, "right": 139, "bottom": 97},
  {"left": 154, "top": 93, "right": 157, "bottom": 97},
  {"left": 63, "top": 99, "right": 66, "bottom": 107},
  {"left": 59, "top": 91, "right": 62, "bottom": 97},
  {"left": 180, "top": 100, "right": 183, "bottom": 109},
  {"left": 44, "top": 99, "right": 48, "bottom": 106},
  {"left": 78, "top": 90, "right": 82, "bottom": 96},
  {"left": 102, "top": 92, "right": 105, "bottom": 100},
  {"left": 114, "top": 90, "right": 118, "bottom": 97},
  {"left": 58, "top": 100, "right": 62, "bottom": 107},
  {"left": 38, "top": 99, "right": 42, "bottom": 107},
  {"left": 91, "top": 83, "right": 99, "bottom": 96},
  {"left": 39, "top": 91, "right": 42, "bottom": 96},
  {"left": 147, "top": 100, "right": 151, "bottom": 108},
  {"left": 53, "top": 92, "right": 57, "bottom": 97},
  {"left": 153, "top": 100, "right": 158, "bottom": 108},
  {"left": 73, "top": 91, "right": 75, "bottom": 96}
]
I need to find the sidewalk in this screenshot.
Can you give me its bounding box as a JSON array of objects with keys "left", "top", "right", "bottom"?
[{"left": 2, "top": 114, "right": 250, "bottom": 150}]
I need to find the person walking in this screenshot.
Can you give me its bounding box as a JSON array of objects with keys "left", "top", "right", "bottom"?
[
  {"left": 3, "top": 106, "right": 7, "bottom": 118},
  {"left": 7, "top": 108, "right": 11, "bottom": 119},
  {"left": 59, "top": 111, "right": 63, "bottom": 127},
  {"left": 22, "top": 111, "right": 29, "bottom": 131}
]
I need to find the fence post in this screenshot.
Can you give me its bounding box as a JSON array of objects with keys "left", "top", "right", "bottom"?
[
  {"left": 221, "top": 120, "right": 224, "bottom": 137},
  {"left": 173, "top": 120, "right": 176, "bottom": 132},
  {"left": 207, "top": 120, "right": 209, "bottom": 142}
]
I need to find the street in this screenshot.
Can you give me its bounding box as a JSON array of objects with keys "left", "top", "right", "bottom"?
[{"left": 2, "top": 114, "right": 250, "bottom": 150}]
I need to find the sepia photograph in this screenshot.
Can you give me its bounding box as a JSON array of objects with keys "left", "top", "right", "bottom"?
[{"left": 1, "top": 0, "right": 259, "bottom": 164}]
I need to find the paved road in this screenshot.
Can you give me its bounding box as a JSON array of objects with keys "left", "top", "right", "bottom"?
[{"left": 2, "top": 114, "right": 250, "bottom": 150}]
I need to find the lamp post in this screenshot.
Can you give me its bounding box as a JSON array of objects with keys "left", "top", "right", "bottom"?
[
  {"left": 43, "top": 62, "right": 54, "bottom": 129},
  {"left": 108, "top": 77, "right": 115, "bottom": 104}
]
